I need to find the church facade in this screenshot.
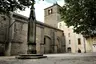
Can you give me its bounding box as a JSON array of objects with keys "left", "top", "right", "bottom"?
[{"left": 0, "top": 11, "right": 66, "bottom": 56}]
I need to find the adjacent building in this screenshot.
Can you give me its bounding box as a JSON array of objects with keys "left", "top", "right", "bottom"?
[
  {"left": 58, "top": 22, "right": 86, "bottom": 53},
  {"left": 85, "top": 37, "right": 96, "bottom": 52}
]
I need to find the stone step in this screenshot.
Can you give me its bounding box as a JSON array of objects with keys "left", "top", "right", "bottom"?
[
  {"left": 16, "top": 54, "right": 47, "bottom": 59},
  {"left": 19, "top": 54, "right": 43, "bottom": 56}
]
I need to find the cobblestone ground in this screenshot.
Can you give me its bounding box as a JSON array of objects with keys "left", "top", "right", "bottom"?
[{"left": 0, "top": 53, "right": 96, "bottom": 64}]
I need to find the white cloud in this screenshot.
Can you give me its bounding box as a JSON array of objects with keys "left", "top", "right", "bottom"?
[
  {"left": 44, "top": 0, "right": 57, "bottom": 3},
  {"left": 35, "top": 1, "right": 53, "bottom": 22},
  {"left": 58, "top": 0, "right": 65, "bottom": 6}
]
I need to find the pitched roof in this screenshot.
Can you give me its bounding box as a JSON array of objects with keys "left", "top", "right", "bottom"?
[
  {"left": 44, "top": 3, "right": 61, "bottom": 10},
  {"left": 13, "top": 13, "right": 63, "bottom": 32}
]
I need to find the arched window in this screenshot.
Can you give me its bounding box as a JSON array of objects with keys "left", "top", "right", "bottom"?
[{"left": 48, "top": 9, "right": 53, "bottom": 15}]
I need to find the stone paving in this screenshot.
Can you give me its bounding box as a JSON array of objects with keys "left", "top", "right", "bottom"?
[{"left": 0, "top": 53, "right": 96, "bottom": 64}]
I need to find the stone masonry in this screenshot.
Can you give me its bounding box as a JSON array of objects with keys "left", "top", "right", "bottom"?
[{"left": 0, "top": 12, "right": 66, "bottom": 56}]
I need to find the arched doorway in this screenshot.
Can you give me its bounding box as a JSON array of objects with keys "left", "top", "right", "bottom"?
[
  {"left": 44, "top": 36, "right": 52, "bottom": 53},
  {"left": 78, "top": 49, "right": 81, "bottom": 53},
  {"left": 67, "top": 47, "right": 71, "bottom": 53}
]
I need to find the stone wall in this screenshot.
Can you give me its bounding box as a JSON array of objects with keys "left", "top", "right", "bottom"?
[
  {"left": 36, "top": 24, "right": 44, "bottom": 54},
  {"left": 0, "top": 13, "right": 28, "bottom": 55},
  {"left": 0, "top": 14, "right": 9, "bottom": 42},
  {"left": 44, "top": 4, "right": 61, "bottom": 28},
  {"left": 35, "top": 21, "right": 66, "bottom": 54},
  {"left": 11, "top": 20, "right": 28, "bottom": 55},
  {"left": 0, "top": 13, "right": 65, "bottom": 56},
  {"left": 43, "top": 25, "right": 65, "bottom": 54},
  {"left": 0, "top": 14, "right": 9, "bottom": 55}
]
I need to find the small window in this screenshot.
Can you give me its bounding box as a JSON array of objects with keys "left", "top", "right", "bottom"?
[
  {"left": 69, "top": 40, "right": 71, "bottom": 44},
  {"left": 68, "top": 33, "right": 70, "bottom": 37},
  {"left": 48, "top": 9, "right": 53, "bottom": 15},
  {"left": 78, "top": 38, "right": 81, "bottom": 45},
  {"left": 62, "top": 33, "right": 64, "bottom": 36},
  {"left": 59, "top": 23, "right": 62, "bottom": 28},
  {"left": 44, "top": 37, "right": 46, "bottom": 44}
]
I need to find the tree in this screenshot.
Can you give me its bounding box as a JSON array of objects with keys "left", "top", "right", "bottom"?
[
  {"left": 0, "top": 0, "right": 33, "bottom": 13},
  {"left": 59, "top": 0, "right": 96, "bottom": 37}
]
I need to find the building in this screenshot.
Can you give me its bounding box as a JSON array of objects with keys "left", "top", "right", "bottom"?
[
  {"left": 85, "top": 37, "right": 96, "bottom": 52},
  {"left": 0, "top": 3, "right": 93, "bottom": 56},
  {"left": 58, "top": 21, "right": 86, "bottom": 53},
  {"left": 0, "top": 11, "right": 66, "bottom": 56},
  {"left": 44, "top": 3, "right": 88, "bottom": 53},
  {"left": 44, "top": 3, "right": 61, "bottom": 28}
]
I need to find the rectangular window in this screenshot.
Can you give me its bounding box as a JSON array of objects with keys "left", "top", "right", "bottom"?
[
  {"left": 44, "top": 37, "right": 46, "bottom": 44},
  {"left": 69, "top": 40, "right": 71, "bottom": 44},
  {"left": 78, "top": 38, "right": 81, "bottom": 45},
  {"left": 59, "top": 23, "right": 62, "bottom": 28},
  {"left": 68, "top": 33, "right": 70, "bottom": 37}
]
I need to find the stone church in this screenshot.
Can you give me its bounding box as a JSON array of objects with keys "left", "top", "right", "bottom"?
[{"left": 0, "top": 4, "right": 66, "bottom": 56}]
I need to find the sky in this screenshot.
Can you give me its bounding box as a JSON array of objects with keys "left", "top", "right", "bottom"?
[{"left": 17, "top": 0, "right": 65, "bottom": 22}]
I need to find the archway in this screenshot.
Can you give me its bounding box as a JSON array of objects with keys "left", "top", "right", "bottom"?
[
  {"left": 67, "top": 47, "right": 71, "bottom": 53},
  {"left": 78, "top": 49, "right": 81, "bottom": 53},
  {"left": 44, "top": 35, "right": 52, "bottom": 53}
]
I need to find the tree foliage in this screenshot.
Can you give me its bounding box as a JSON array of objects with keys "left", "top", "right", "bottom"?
[
  {"left": 59, "top": 0, "right": 96, "bottom": 37},
  {"left": 0, "top": 0, "right": 34, "bottom": 13}
]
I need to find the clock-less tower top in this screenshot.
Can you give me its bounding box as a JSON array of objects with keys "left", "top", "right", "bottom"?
[{"left": 44, "top": 3, "right": 61, "bottom": 28}]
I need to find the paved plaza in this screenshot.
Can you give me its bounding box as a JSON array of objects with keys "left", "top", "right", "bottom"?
[{"left": 0, "top": 53, "right": 96, "bottom": 64}]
